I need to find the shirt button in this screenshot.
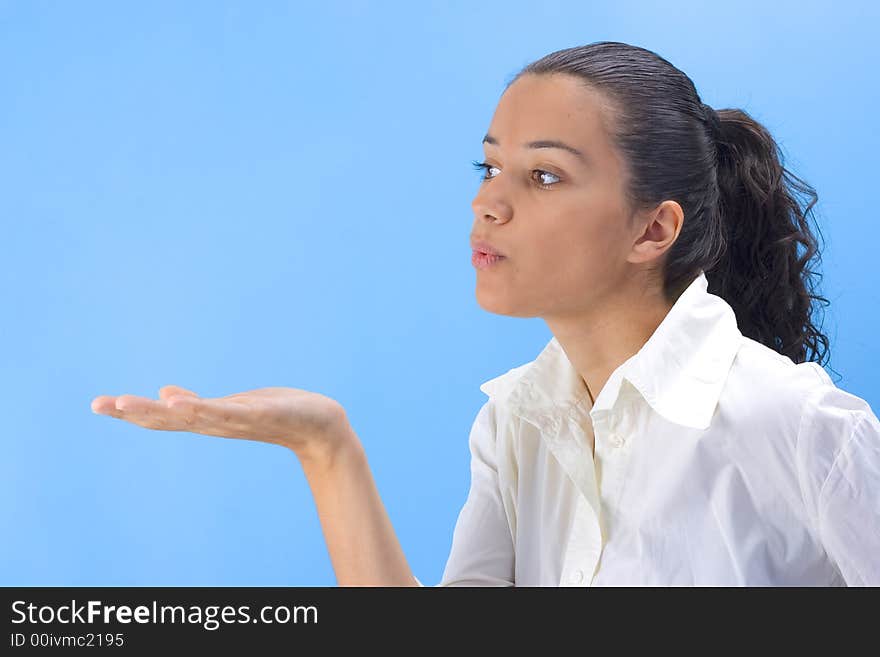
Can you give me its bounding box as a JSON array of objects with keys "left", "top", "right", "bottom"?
[
  {"left": 567, "top": 569, "right": 584, "bottom": 584},
  {"left": 609, "top": 432, "right": 625, "bottom": 448}
]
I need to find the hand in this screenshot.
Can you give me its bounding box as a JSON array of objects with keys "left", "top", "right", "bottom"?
[{"left": 90, "top": 384, "right": 354, "bottom": 459}]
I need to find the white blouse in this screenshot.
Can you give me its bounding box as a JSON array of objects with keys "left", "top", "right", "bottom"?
[{"left": 414, "top": 271, "right": 880, "bottom": 586}]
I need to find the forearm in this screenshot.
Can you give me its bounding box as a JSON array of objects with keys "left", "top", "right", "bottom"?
[{"left": 296, "top": 427, "right": 419, "bottom": 586}]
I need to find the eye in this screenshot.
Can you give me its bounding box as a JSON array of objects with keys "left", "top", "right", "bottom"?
[
  {"left": 471, "top": 160, "right": 561, "bottom": 189},
  {"left": 532, "top": 169, "right": 561, "bottom": 189},
  {"left": 471, "top": 160, "right": 500, "bottom": 181}
]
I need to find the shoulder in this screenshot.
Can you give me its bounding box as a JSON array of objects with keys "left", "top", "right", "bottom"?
[
  {"left": 792, "top": 373, "right": 880, "bottom": 575},
  {"left": 724, "top": 336, "right": 844, "bottom": 421},
  {"left": 731, "top": 335, "right": 830, "bottom": 392},
  {"left": 732, "top": 338, "right": 880, "bottom": 525},
  {"left": 731, "top": 335, "right": 874, "bottom": 423},
  {"left": 722, "top": 336, "right": 876, "bottom": 460},
  {"left": 795, "top": 371, "right": 877, "bottom": 504}
]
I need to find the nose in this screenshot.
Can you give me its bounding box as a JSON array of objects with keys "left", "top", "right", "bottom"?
[{"left": 471, "top": 191, "right": 512, "bottom": 225}]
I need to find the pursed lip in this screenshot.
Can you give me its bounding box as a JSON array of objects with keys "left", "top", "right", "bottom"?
[{"left": 470, "top": 238, "right": 505, "bottom": 257}]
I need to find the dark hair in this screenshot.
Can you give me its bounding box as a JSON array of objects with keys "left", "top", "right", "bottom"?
[{"left": 509, "top": 41, "right": 834, "bottom": 374}]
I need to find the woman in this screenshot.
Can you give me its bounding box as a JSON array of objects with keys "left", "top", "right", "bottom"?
[{"left": 92, "top": 41, "right": 879, "bottom": 586}]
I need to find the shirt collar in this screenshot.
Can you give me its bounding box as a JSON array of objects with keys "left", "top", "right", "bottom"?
[{"left": 478, "top": 271, "right": 743, "bottom": 431}]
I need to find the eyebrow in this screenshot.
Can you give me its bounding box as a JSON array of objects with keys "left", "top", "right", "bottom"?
[{"left": 482, "top": 133, "right": 588, "bottom": 164}]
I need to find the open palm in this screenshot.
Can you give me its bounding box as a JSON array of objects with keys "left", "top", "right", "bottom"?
[{"left": 90, "top": 384, "right": 351, "bottom": 457}]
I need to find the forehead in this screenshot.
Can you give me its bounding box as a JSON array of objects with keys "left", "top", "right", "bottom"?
[{"left": 487, "top": 73, "right": 614, "bottom": 156}]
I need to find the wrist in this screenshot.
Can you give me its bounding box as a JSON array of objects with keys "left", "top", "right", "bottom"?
[{"left": 295, "top": 423, "right": 365, "bottom": 473}]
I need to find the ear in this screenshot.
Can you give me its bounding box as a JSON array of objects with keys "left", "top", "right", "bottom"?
[{"left": 627, "top": 199, "right": 684, "bottom": 265}]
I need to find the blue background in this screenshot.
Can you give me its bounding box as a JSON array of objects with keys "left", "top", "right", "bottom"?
[{"left": 2, "top": 0, "right": 877, "bottom": 585}]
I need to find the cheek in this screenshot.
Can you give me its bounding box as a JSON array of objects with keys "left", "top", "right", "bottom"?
[
  {"left": 537, "top": 224, "right": 616, "bottom": 273},
  {"left": 517, "top": 238, "right": 594, "bottom": 300},
  {"left": 526, "top": 221, "right": 625, "bottom": 297}
]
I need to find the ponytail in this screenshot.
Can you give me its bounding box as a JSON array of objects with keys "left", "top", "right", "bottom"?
[{"left": 707, "top": 107, "right": 831, "bottom": 367}]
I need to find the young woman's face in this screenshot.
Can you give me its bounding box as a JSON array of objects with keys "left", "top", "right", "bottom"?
[{"left": 471, "top": 73, "right": 640, "bottom": 319}]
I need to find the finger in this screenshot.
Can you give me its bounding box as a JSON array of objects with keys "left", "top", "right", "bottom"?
[
  {"left": 91, "top": 394, "right": 143, "bottom": 415},
  {"left": 116, "top": 394, "right": 250, "bottom": 433},
  {"left": 91, "top": 395, "right": 122, "bottom": 416},
  {"left": 109, "top": 394, "right": 199, "bottom": 431},
  {"left": 94, "top": 393, "right": 253, "bottom": 436},
  {"left": 159, "top": 385, "right": 200, "bottom": 401}
]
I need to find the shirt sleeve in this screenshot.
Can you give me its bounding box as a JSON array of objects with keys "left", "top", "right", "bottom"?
[
  {"left": 413, "top": 399, "right": 516, "bottom": 586},
  {"left": 797, "top": 384, "right": 880, "bottom": 586}
]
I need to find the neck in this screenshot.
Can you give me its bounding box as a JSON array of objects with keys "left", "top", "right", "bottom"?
[{"left": 544, "top": 285, "right": 674, "bottom": 409}]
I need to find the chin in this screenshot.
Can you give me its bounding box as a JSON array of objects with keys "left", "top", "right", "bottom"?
[{"left": 475, "top": 289, "right": 537, "bottom": 318}]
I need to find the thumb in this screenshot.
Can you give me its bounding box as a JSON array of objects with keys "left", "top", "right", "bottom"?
[{"left": 159, "top": 385, "right": 201, "bottom": 401}]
